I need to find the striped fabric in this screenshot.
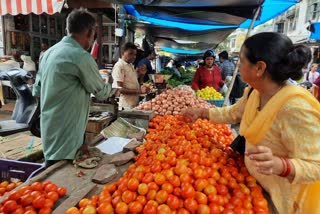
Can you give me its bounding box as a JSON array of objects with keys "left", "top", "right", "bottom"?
[{"left": 0, "top": 0, "right": 64, "bottom": 15}]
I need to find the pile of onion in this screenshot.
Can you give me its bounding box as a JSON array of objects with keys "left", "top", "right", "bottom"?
[{"left": 136, "top": 89, "right": 212, "bottom": 115}]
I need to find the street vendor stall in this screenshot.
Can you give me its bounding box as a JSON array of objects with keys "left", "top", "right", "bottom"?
[
  {"left": 0, "top": 1, "right": 302, "bottom": 213},
  {"left": 0, "top": 114, "right": 274, "bottom": 213}
]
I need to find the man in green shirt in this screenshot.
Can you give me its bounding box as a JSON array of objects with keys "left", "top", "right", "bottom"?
[{"left": 33, "top": 9, "right": 112, "bottom": 167}]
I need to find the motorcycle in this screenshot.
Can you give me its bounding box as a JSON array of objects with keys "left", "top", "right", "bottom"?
[{"left": 0, "top": 68, "right": 40, "bottom": 137}]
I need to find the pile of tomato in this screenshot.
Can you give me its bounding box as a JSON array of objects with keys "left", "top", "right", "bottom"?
[
  {"left": 67, "top": 115, "right": 269, "bottom": 214},
  {"left": 0, "top": 181, "right": 66, "bottom": 214},
  {"left": 0, "top": 181, "right": 23, "bottom": 197}
]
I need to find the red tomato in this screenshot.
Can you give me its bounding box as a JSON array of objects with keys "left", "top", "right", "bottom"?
[
  {"left": 20, "top": 193, "right": 34, "bottom": 206},
  {"left": 142, "top": 172, "right": 154, "bottom": 183},
  {"left": 167, "top": 194, "right": 180, "bottom": 210},
  {"left": 121, "top": 190, "right": 134, "bottom": 204},
  {"left": 38, "top": 208, "right": 52, "bottom": 214},
  {"left": 168, "top": 175, "right": 180, "bottom": 187},
  {"left": 181, "top": 183, "right": 195, "bottom": 199},
  {"left": 209, "top": 203, "right": 221, "bottom": 214},
  {"left": 24, "top": 210, "right": 37, "bottom": 214},
  {"left": 12, "top": 207, "right": 25, "bottom": 214},
  {"left": 44, "top": 183, "right": 58, "bottom": 193},
  {"left": 184, "top": 198, "right": 198, "bottom": 212},
  {"left": 143, "top": 203, "right": 157, "bottom": 214},
  {"left": 31, "top": 182, "right": 44, "bottom": 191},
  {"left": 66, "top": 207, "right": 80, "bottom": 214},
  {"left": 157, "top": 204, "right": 171, "bottom": 214},
  {"left": 127, "top": 178, "right": 139, "bottom": 192},
  {"left": 47, "top": 191, "right": 59, "bottom": 202},
  {"left": 216, "top": 184, "right": 228, "bottom": 196},
  {"left": 137, "top": 183, "right": 149, "bottom": 195},
  {"left": 161, "top": 182, "right": 174, "bottom": 194},
  {"left": 32, "top": 195, "right": 46, "bottom": 209},
  {"left": 8, "top": 190, "right": 22, "bottom": 201},
  {"left": 57, "top": 187, "right": 67, "bottom": 197},
  {"left": 2, "top": 200, "right": 18, "bottom": 212},
  {"left": 155, "top": 190, "right": 169, "bottom": 204},
  {"left": 195, "top": 192, "right": 208, "bottom": 205},
  {"left": 128, "top": 201, "right": 143, "bottom": 213},
  {"left": 136, "top": 195, "right": 147, "bottom": 206},
  {"left": 115, "top": 202, "right": 128, "bottom": 214},
  {"left": 194, "top": 179, "right": 209, "bottom": 192},
  {"left": 154, "top": 173, "right": 166, "bottom": 186},
  {"left": 197, "top": 204, "right": 210, "bottom": 214},
  {"left": 44, "top": 199, "right": 54, "bottom": 208},
  {"left": 97, "top": 202, "right": 114, "bottom": 214},
  {"left": 82, "top": 205, "right": 96, "bottom": 214},
  {"left": 79, "top": 198, "right": 89, "bottom": 208}
]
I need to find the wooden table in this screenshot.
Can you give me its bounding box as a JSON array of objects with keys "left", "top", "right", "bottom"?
[
  {"left": 0, "top": 150, "right": 133, "bottom": 213},
  {"left": 0, "top": 131, "right": 43, "bottom": 161}
]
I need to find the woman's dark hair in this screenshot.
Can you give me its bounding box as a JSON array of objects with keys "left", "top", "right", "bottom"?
[
  {"left": 121, "top": 42, "right": 137, "bottom": 54},
  {"left": 66, "top": 8, "right": 96, "bottom": 34},
  {"left": 243, "top": 32, "right": 312, "bottom": 83}
]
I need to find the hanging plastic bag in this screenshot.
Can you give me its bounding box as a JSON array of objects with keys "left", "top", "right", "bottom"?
[
  {"left": 219, "top": 84, "right": 228, "bottom": 96},
  {"left": 90, "top": 40, "right": 99, "bottom": 60}
]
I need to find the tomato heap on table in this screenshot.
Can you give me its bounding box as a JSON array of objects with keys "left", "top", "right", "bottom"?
[
  {"left": 0, "top": 181, "right": 66, "bottom": 214},
  {"left": 0, "top": 181, "right": 23, "bottom": 197},
  {"left": 67, "top": 115, "right": 269, "bottom": 214}
]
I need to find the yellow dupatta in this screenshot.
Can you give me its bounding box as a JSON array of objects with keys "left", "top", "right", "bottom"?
[{"left": 239, "top": 85, "right": 320, "bottom": 213}]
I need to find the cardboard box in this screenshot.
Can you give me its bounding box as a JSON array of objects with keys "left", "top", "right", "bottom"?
[{"left": 86, "top": 117, "right": 113, "bottom": 134}]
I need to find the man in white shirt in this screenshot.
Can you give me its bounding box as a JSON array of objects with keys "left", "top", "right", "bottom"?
[{"left": 112, "top": 42, "right": 147, "bottom": 109}]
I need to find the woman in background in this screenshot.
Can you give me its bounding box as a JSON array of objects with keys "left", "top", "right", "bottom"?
[{"left": 191, "top": 50, "right": 224, "bottom": 91}]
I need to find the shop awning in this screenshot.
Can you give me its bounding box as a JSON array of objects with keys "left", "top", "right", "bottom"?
[
  {"left": 309, "top": 22, "right": 320, "bottom": 41},
  {"left": 0, "top": 0, "right": 65, "bottom": 15}
]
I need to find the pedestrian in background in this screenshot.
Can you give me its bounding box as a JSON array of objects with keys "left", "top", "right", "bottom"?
[
  {"left": 192, "top": 50, "right": 223, "bottom": 91},
  {"left": 219, "top": 50, "right": 235, "bottom": 80},
  {"left": 304, "top": 63, "right": 319, "bottom": 84}
]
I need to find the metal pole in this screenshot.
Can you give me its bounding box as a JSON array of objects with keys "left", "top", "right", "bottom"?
[{"left": 222, "top": 6, "right": 261, "bottom": 106}]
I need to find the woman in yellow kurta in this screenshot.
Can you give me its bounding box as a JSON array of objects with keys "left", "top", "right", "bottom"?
[{"left": 184, "top": 32, "right": 320, "bottom": 214}]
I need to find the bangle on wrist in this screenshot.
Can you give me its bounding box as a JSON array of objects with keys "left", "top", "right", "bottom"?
[{"left": 280, "top": 157, "right": 292, "bottom": 177}]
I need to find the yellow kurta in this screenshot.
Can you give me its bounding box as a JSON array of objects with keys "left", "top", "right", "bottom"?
[{"left": 209, "top": 87, "right": 320, "bottom": 214}]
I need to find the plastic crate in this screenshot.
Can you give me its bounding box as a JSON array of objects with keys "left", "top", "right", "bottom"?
[
  {"left": 0, "top": 159, "right": 44, "bottom": 182},
  {"left": 205, "top": 99, "right": 224, "bottom": 107}
]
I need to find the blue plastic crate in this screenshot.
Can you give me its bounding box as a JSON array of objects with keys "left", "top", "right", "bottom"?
[
  {"left": 0, "top": 159, "right": 44, "bottom": 182},
  {"left": 205, "top": 99, "right": 224, "bottom": 107}
]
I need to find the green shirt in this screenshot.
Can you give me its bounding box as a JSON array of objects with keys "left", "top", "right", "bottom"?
[{"left": 33, "top": 36, "right": 111, "bottom": 160}]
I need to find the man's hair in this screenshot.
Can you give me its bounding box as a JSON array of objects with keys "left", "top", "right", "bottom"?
[
  {"left": 121, "top": 42, "right": 137, "bottom": 54},
  {"left": 218, "top": 51, "right": 229, "bottom": 60},
  {"left": 66, "top": 8, "right": 96, "bottom": 34}
]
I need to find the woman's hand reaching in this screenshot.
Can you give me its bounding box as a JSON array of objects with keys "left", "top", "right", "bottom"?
[{"left": 181, "top": 108, "right": 210, "bottom": 122}]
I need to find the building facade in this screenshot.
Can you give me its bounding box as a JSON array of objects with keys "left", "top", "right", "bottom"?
[{"left": 228, "top": 0, "right": 320, "bottom": 63}]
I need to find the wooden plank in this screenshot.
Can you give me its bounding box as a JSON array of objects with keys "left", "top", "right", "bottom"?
[
  {"left": 53, "top": 184, "right": 97, "bottom": 214},
  {"left": 0, "top": 132, "right": 42, "bottom": 160},
  {"left": 118, "top": 110, "right": 155, "bottom": 120}
]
